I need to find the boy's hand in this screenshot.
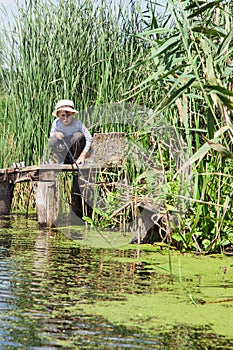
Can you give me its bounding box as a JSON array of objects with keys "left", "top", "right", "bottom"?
[
  {"left": 74, "top": 151, "right": 87, "bottom": 165},
  {"left": 54, "top": 132, "right": 64, "bottom": 140}
]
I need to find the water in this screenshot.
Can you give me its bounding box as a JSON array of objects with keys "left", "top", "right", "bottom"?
[{"left": 0, "top": 216, "right": 233, "bottom": 349}]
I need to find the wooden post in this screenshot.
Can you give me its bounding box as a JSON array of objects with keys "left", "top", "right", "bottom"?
[
  {"left": 36, "top": 170, "right": 60, "bottom": 227},
  {"left": 0, "top": 180, "right": 14, "bottom": 215}
]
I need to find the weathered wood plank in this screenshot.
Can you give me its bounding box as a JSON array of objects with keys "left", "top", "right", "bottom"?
[{"left": 0, "top": 162, "right": 123, "bottom": 184}]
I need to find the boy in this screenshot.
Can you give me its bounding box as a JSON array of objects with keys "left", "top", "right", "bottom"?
[{"left": 49, "top": 99, "right": 92, "bottom": 164}]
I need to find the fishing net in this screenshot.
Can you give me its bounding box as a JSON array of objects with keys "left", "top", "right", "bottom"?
[{"left": 38, "top": 103, "right": 193, "bottom": 247}]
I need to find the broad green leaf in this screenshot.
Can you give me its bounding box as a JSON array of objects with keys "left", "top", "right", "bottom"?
[
  {"left": 171, "top": 233, "right": 185, "bottom": 243},
  {"left": 174, "top": 126, "right": 232, "bottom": 177}
]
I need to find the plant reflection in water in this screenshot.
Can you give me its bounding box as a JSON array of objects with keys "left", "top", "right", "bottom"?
[{"left": 0, "top": 217, "right": 233, "bottom": 349}]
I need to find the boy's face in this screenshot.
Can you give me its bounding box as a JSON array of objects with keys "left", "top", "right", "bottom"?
[{"left": 57, "top": 110, "right": 75, "bottom": 126}]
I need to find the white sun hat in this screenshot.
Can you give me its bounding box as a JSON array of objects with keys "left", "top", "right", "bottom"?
[{"left": 52, "top": 99, "right": 78, "bottom": 117}]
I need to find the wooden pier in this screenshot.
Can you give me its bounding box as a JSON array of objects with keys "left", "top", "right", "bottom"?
[
  {"left": 0, "top": 163, "right": 89, "bottom": 223},
  {"left": 0, "top": 132, "right": 165, "bottom": 243}
]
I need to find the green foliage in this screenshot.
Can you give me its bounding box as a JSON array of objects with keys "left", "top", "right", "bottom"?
[
  {"left": 0, "top": 0, "right": 151, "bottom": 166},
  {"left": 0, "top": 0, "right": 233, "bottom": 252},
  {"left": 129, "top": 0, "right": 233, "bottom": 252}
]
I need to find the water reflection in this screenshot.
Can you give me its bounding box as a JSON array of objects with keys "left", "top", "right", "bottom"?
[{"left": 0, "top": 218, "right": 232, "bottom": 349}]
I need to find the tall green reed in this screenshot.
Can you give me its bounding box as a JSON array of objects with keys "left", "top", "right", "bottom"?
[
  {"left": 129, "top": 0, "right": 233, "bottom": 251},
  {"left": 0, "top": 0, "right": 151, "bottom": 166},
  {"left": 0, "top": 0, "right": 232, "bottom": 251}
]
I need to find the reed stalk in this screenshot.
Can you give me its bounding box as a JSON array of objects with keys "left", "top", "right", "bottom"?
[{"left": 0, "top": 0, "right": 232, "bottom": 252}]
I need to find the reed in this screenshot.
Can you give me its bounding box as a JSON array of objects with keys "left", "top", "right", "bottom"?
[
  {"left": 0, "top": 0, "right": 151, "bottom": 166},
  {"left": 0, "top": 0, "right": 232, "bottom": 252},
  {"left": 133, "top": 0, "right": 233, "bottom": 252}
]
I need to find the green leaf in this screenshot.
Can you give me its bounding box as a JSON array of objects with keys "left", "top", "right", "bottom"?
[
  {"left": 161, "top": 77, "right": 196, "bottom": 110},
  {"left": 126, "top": 63, "right": 188, "bottom": 96},
  {"left": 185, "top": 1, "right": 209, "bottom": 11},
  {"left": 82, "top": 216, "right": 94, "bottom": 226},
  {"left": 192, "top": 26, "right": 226, "bottom": 38},
  {"left": 216, "top": 27, "right": 233, "bottom": 58},
  {"left": 217, "top": 95, "right": 233, "bottom": 110},
  {"left": 174, "top": 142, "right": 211, "bottom": 178},
  {"left": 206, "top": 53, "right": 218, "bottom": 84},
  {"left": 165, "top": 204, "right": 177, "bottom": 212},
  {"left": 207, "top": 108, "right": 215, "bottom": 139},
  {"left": 202, "top": 239, "right": 211, "bottom": 250},
  {"left": 149, "top": 35, "right": 181, "bottom": 59},
  {"left": 187, "top": 0, "right": 223, "bottom": 19},
  {"left": 138, "top": 28, "right": 171, "bottom": 37},
  {"left": 205, "top": 85, "right": 233, "bottom": 97},
  {"left": 172, "top": 233, "right": 185, "bottom": 243},
  {"left": 174, "top": 126, "right": 233, "bottom": 177}
]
